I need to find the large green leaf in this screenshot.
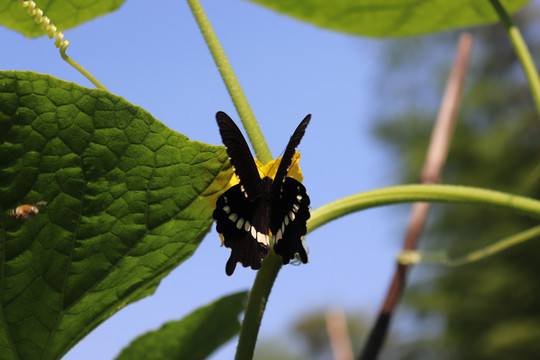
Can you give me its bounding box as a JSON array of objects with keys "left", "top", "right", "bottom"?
[
  {"left": 115, "top": 291, "right": 248, "bottom": 360},
  {"left": 244, "top": 0, "right": 532, "bottom": 37},
  {"left": 0, "top": 70, "right": 232, "bottom": 360},
  {"left": 0, "top": 0, "right": 125, "bottom": 37}
]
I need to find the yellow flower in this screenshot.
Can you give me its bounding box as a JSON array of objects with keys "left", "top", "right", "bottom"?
[{"left": 226, "top": 152, "right": 304, "bottom": 188}]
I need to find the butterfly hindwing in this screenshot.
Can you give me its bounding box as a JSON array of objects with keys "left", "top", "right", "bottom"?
[
  {"left": 270, "top": 177, "right": 310, "bottom": 264},
  {"left": 213, "top": 185, "right": 270, "bottom": 275}
]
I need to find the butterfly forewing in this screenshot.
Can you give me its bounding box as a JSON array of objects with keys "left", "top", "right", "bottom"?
[
  {"left": 216, "top": 111, "right": 263, "bottom": 198},
  {"left": 272, "top": 114, "right": 311, "bottom": 191}
]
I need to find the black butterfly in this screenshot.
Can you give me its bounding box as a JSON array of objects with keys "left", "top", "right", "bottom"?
[{"left": 213, "top": 111, "right": 311, "bottom": 275}]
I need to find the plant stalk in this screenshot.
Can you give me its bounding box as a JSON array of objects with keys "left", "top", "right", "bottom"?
[
  {"left": 309, "top": 184, "right": 540, "bottom": 234},
  {"left": 186, "top": 2, "right": 281, "bottom": 358},
  {"left": 234, "top": 253, "right": 282, "bottom": 360},
  {"left": 489, "top": 0, "right": 540, "bottom": 117},
  {"left": 402, "top": 224, "right": 540, "bottom": 267},
  {"left": 185, "top": 0, "right": 272, "bottom": 163}
]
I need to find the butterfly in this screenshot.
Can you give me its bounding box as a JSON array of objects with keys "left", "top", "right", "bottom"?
[{"left": 213, "top": 111, "right": 311, "bottom": 275}]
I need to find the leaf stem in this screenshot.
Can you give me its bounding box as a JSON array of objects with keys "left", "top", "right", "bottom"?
[
  {"left": 308, "top": 184, "right": 540, "bottom": 233},
  {"left": 185, "top": 0, "right": 272, "bottom": 163},
  {"left": 399, "top": 224, "right": 540, "bottom": 266},
  {"left": 489, "top": 0, "right": 540, "bottom": 116}
]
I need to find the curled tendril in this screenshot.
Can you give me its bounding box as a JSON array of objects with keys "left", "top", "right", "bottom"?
[
  {"left": 17, "top": 0, "right": 70, "bottom": 53},
  {"left": 16, "top": 0, "right": 108, "bottom": 90}
]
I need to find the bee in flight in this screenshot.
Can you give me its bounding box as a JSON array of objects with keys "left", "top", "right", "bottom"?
[{"left": 11, "top": 201, "right": 48, "bottom": 219}]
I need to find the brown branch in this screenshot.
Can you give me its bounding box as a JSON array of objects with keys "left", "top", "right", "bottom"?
[
  {"left": 326, "top": 308, "right": 354, "bottom": 360},
  {"left": 359, "top": 32, "right": 474, "bottom": 360}
]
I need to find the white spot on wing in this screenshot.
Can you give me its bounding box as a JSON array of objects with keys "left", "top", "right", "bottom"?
[
  {"left": 284, "top": 215, "right": 289, "bottom": 226},
  {"left": 245, "top": 220, "right": 251, "bottom": 232},
  {"left": 240, "top": 184, "right": 248, "bottom": 198},
  {"left": 289, "top": 211, "right": 295, "bottom": 221},
  {"left": 236, "top": 218, "right": 244, "bottom": 229},
  {"left": 229, "top": 213, "right": 238, "bottom": 222},
  {"left": 223, "top": 205, "right": 231, "bottom": 214},
  {"left": 275, "top": 228, "right": 282, "bottom": 242},
  {"left": 292, "top": 204, "right": 299, "bottom": 213},
  {"left": 250, "top": 226, "right": 257, "bottom": 239},
  {"left": 257, "top": 232, "right": 268, "bottom": 246}
]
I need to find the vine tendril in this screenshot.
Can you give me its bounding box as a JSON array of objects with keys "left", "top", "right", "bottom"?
[
  {"left": 16, "top": 0, "right": 108, "bottom": 91},
  {"left": 18, "top": 0, "right": 70, "bottom": 53}
]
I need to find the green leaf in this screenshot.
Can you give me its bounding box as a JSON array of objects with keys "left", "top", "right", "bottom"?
[
  {"left": 244, "top": 0, "right": 532, "bottom": 37},
  {"left": 115, "top": 291, "right": 248, "bottom": 360},
  {"left": 0, "top": 0, "right": 125, "bottom": 37},
  {"left": 0, "top": 70, "right": 232, "bottom": 360}
]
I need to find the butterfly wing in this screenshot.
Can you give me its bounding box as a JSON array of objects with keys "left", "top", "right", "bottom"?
[
  {"left": 213, "top": 185, "right": 270, "bottom": 275},
  {"left": 271, "top": 177, "right": 310, "bottom": 264},
  {"left": 270, "top": 114, "right": 311, "bottom": 264},
  {"left": 216, "top": 111, "right": 262, "bottom": 198},
  {"left": 214, "top": 112, "right": 271, "bottom": 275},
  {"left": 272, "top": 114, "right": 311, "bottom": 189}
]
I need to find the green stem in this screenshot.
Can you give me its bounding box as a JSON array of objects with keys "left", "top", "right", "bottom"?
[
  {"left": 400, "top": 224, "right": 540, "bottom": 266},
  {"left": 237, "top": 183, "right": 540, "bottom": 359},
  {"left": 489, "top": 0, "right": 540, "bottom": 116},
  {"left": 235, "top": 253, "right": 282, "bottom": 360},
  {"left": 308, "top": 184, "right": 540, "bottom": 233},
  {"left": 185, "top": 0, "right": 272, "bottom": 163},
  {"left": 186, "top": 1, "right": 280, "bottom": 358}
]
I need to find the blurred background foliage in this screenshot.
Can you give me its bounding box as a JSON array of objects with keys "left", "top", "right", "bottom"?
[
  {"left": 256, "top": 3, "right": 540, "bottom": 359},
  {"left": 376, "top": 8, "right": 540, "bottom": 360},
  {"left": 255, "top": 310, "right": 371, "bottom": 360},
  {"left": 376, "top": 6, "right": 540, "bottom": 359}
]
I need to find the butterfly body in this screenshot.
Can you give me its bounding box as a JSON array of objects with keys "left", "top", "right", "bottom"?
[{"left": 213, "top": 111, "right": 311, "bottom": 275}]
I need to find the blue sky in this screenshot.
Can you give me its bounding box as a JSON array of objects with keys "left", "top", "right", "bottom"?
[{"left": 3, "top": 0, "right": 431, "bottom": 358}]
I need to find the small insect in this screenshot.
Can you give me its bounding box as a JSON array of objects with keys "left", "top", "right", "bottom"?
[{"left": 11, "top": 201, "right": 48, "bottom": 219}]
